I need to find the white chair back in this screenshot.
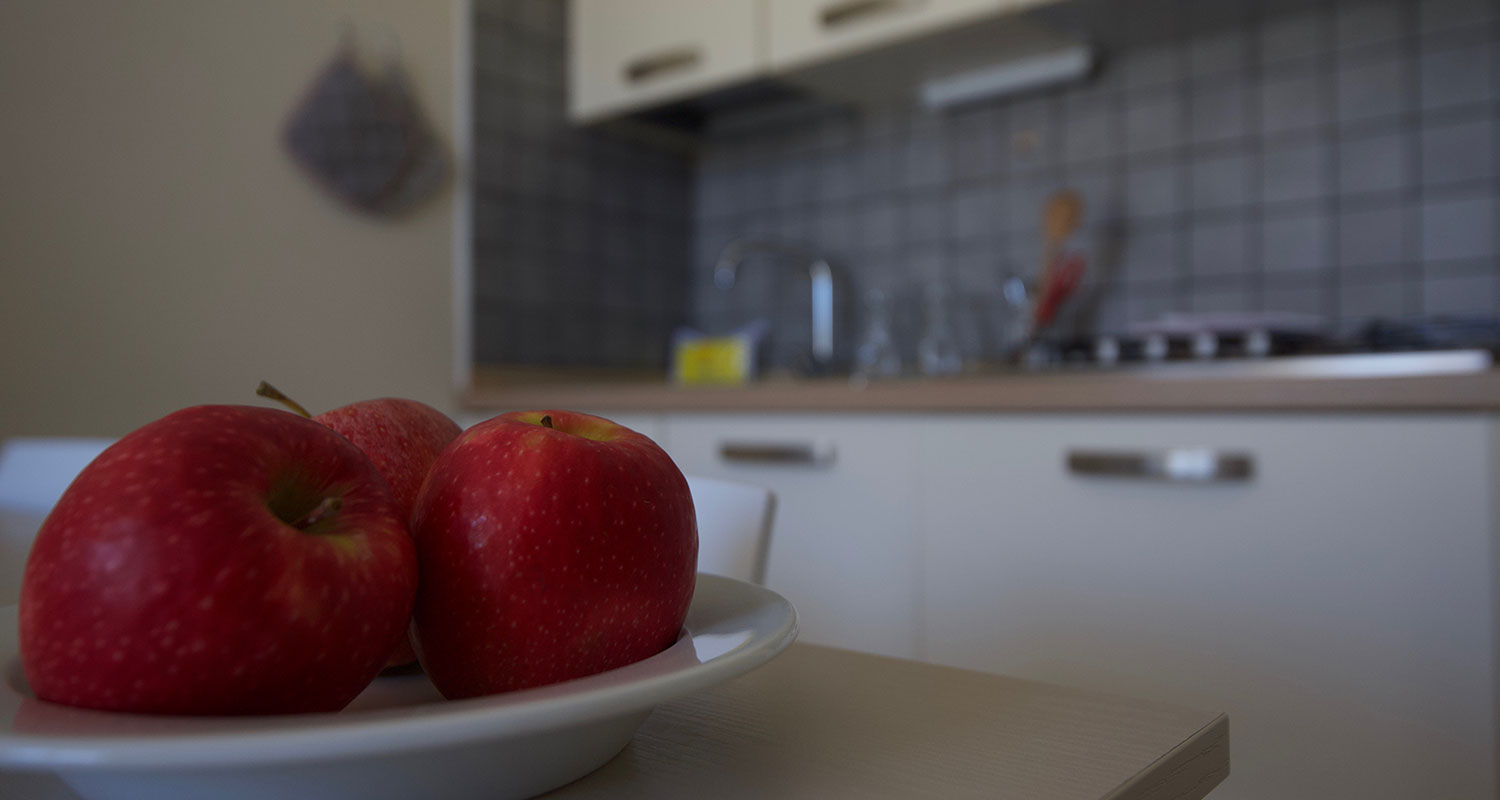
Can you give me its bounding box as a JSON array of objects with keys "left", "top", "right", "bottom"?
[
  {"left": 687, "top": 475, "right": 775, "bottom": 585},
  {"left": 0, "top": 437, "right": 114, "bottom": 513},
  {"left": 0, "top": 438, "right": 114, "bottom": 607},
  {"left": 0, "top": 447, "right": 779, "bottom": 596}
]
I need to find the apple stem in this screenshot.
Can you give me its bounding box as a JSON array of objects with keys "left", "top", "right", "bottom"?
[
  {"left": 540, "top": 415, "right": 554, "bottom": 429},
  {"left": 256, "top": 381, "right": 313, "bottom": 418},
  {"left": 292, "top": 496, "right": 342, "bottom": 528}
]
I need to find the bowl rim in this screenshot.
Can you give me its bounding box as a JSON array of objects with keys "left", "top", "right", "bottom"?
[{"left": 0, "top": 573, "right": 798, "bottom": 770}]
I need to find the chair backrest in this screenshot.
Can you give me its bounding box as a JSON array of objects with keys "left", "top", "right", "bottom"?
[
  {"left": 0, "top": 445, "right": 778, "bottom": 597},
  {"left": 0, "top": 437, "right": 114, "bottom": 513},
  {"left": 0, "top": 437, "right": 115, "bottom": 606},
  {"left": 687, "top": 475, "right": 775, "bottom": 585}
]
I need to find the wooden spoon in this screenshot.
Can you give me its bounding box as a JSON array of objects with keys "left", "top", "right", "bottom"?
[
  {"left": 1006, "top": 189, "right": 1087, "bottom": 363},
  {"left": 1039, "top": 189, "right": 1083, "bottom": 285}
]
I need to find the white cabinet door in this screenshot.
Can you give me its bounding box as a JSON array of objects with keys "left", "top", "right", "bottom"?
[
  {"left": 661, "top": 414, "right": 920, "bottom": 658},
  {"left": 766, "top": 0, "right": 1035, "bottom": 70},
  {"left": 569, "top": 0, "right": 763, "bottom": 122},
  {"left": 918, "top": 415, "right": 1498, "bottom": 800}
]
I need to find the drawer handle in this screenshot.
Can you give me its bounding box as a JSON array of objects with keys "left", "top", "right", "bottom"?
[
  {"left": 1067, "top": 449, "right": 1254, "bottom": 483},
  {"left": 720, "top": 442, "right": 836, "bottom": 466},
  {"left": 820, "top": 0, "right": 923, "bottom": 29},
  {"left": 623, "top": 46, "right": 701, "bottom": 84}
]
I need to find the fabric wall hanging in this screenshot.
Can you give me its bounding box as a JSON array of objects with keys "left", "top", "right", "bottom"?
[{"left": 283, "top": 32, "right": 449, "bottom": 216}]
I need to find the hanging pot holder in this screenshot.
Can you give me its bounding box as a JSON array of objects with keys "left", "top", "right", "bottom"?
[{"left": 282, "top": 47, "right": 414, "bottom": 213}]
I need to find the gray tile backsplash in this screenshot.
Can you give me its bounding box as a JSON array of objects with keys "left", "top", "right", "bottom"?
[
  {"left": 474, "top": 0, "right": 1500, "bottom": 370},
  {"left": 1340, "top": 277, "right": 1410, "bottom": 321},
  {"left": 1190, "top": 28, "right": 1253, "bottom": 77},
  {"left": 1263, "top": 139, "right": 1335, "bottom": 204},
  {"left": 1260, "top": 69, "right": 1331, "bottom": 135},
  {"left": 1192, "top": 152, "right": 1254, "bottom": 210},
  {"left": 471, "top": 0, "right": 692, "bottom": 368},
  {"left": 1340, "top": 202, "right": 1412, "bottom": 268},
  {"left": 1424, "top": 270, "right": 1500, "bottom": 315},
  {"left": 1126, "top": 95, "right": 1185, "bottom": 154},
  {"left": 1192, "top": 219, "right": 1254, "bottom": 277},
  {"left": 1419, "top": 41, "right": 1494, "bottom": 110},
  {"left": 1420, "top": 0, "right": 1495, "bottom": 31},
  {"left": 1336, "top": 57, "right": 1410, "bottom": 123},
  {"left": 689, "top": 0, "right": 1500, "bottom": 355},
  {"left": 1260, "top": 8, "right": 1329, "bottom": 65},
  {"left": 1125, "top": 161, "right": 1185, "bottom": 219},
  {"left": 1339, "top": 130, "right": 1410, "bottom": 195},
  {"left": 1421, "top": 117, "right": 1495, "bottom": 186},
  {"left": 1190, "top": 83, "right": 1252, "bottom": 143},
  {"left": 1263, "top": 210, "right": 1334, "bottom": 272},
  {"left": 1336, "top": 1, "right": 1404, "bottom": 50},
  {"left": 1421, "top": 193, "right": 1497, "bottom": 261},
  {"left": 1121, "top": 226, "right": 1182, "bottom": 283}
]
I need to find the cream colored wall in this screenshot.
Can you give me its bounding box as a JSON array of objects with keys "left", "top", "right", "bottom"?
[{"left": 0, "top": 1, "right": 460, "bottom": 439}]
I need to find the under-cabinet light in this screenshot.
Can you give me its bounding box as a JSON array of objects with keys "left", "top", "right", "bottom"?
[{"left": 919, "top": 44, "right": 1094, "bottom": 108}]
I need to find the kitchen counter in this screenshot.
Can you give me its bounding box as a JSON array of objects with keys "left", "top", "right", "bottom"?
[{"left": 465, "top": 358, "right": 1500, "bottom": 413}]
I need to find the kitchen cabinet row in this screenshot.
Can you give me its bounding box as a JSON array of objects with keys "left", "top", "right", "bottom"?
[
  {"left": 588, "top": 411, "right": 1499, "bottom": 800},
  {"left": 570, "top": 0, "right": 1056, "bottom": 121}
]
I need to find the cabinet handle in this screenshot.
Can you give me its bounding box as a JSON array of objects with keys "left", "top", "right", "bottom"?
[
  {"left": 820, "top": 0, "right": 924, "bottom": 29},
  {"left": 720, "top": 442, "right": 836, "bottom": 466},
  {"left": 623, "top": 46, "right": 701, "bottom": 84},
  {"left": 1067, "top": 449, "right": 1254, "bottom": 483}
]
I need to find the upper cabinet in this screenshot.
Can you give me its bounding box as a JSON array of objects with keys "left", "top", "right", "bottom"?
[
  {"left": 767, "top": 0, "right": 1024, "bottom": 71},
  {"left": 568, "top": 0, "right": 1068, "bottom": 124},
  {"left": 569, "top": 0, "right": 765, "bottom": 123}
]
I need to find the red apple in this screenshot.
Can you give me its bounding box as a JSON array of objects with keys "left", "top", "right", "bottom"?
[
  {"left": 257, "top": 382, "right": 460, "bottom": 667},
  {"left": 410, "top": 410, "right": 697, "bottom": 699},
  {"left": 19, "top": 405, "right": 417, "bottom": 715},
  {"left": 312, "top": 399, "right": 463, "bottom": 523}
]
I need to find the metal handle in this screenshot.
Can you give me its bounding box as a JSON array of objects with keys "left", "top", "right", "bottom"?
[
  {"left": 720, "top": 442, "right": 836, "bottom": 466},
  {"left": 1067, "top": 449, "right": 1254, "bottom": 483},
  {"left": 820, "top": 0, "right": 922, "bottom": 29},
  {"left": 623, "top": 47, "right": 701, "bottom": 84}
]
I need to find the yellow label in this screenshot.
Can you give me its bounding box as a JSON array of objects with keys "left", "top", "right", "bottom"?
[{"left": 674, "top": 337, "right": 752, "bottom": 385}]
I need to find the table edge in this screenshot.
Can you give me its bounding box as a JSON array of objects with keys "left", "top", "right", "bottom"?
[{"left": 1103, "top": 711, "right": 1230, "bottom": 800}]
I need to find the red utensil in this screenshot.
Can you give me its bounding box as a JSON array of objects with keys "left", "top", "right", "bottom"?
[{"left": 1032, "top": 252, "right": 1085, "bottom": 329}]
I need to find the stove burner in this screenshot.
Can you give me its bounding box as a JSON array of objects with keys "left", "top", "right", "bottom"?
[{"left": 1037, "top": 315, "right": 1500, "bottom": 369}]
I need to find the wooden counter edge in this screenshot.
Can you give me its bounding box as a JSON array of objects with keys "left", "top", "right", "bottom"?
[
  {"left": 1105, "top": 712, "right": 1230, "bottom": 800},
  {"left": 463, "top": 368, "right": 1500, "bottom": 413}
]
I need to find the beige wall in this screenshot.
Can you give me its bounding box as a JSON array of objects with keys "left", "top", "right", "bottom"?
[{"left": 0, "top": 1, "right": 459, "bottom": 439}]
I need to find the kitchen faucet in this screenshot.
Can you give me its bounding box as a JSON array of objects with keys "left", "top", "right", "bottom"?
[{"left": 712, "top": 237, "right": 837, "bottom": 374}]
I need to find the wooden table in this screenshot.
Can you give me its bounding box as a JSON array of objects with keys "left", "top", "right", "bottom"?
[{"left": 547, "top": 643, "right": 1229, "bottom": 799}]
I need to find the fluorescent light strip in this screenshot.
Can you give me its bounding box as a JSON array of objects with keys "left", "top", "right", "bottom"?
[{"left": 920, "top": 44, "right": 1094, "bottom": 108}]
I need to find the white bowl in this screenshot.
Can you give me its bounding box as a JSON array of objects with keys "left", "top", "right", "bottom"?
[{"left": 0, "top": 574, "right": 797, "bottom": 800}]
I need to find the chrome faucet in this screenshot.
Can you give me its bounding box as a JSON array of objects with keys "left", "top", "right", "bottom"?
[{"left": 713, "top": 237, "right": 837, "bottom": 373}]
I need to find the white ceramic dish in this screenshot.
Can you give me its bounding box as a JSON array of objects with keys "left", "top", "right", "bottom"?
[{"left": 0, "top": 574, "right": 797, "bottom": 800}]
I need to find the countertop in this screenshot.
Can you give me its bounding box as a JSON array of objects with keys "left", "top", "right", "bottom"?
[{"left": 465, "top": 358, "right": 1500, "bottom": 414}]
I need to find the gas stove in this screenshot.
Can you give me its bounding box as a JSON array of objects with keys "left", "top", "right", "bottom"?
[{"left": 1035, "top": 314, "right": 1500, "bottom": 375}]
